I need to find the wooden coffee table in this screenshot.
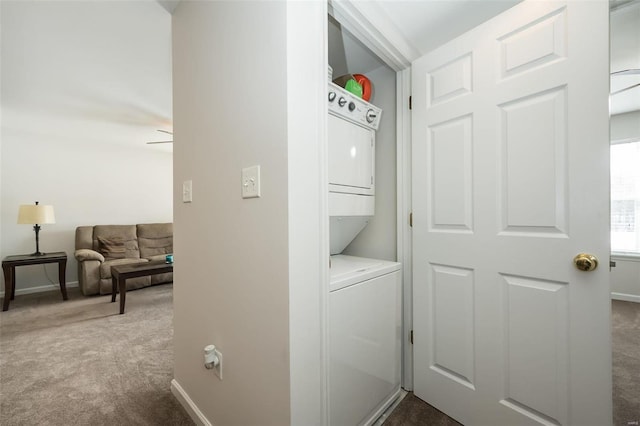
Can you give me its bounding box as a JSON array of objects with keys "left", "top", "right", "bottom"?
[{"left": 111, "top": 261, "right": 173, "bottom": 314}]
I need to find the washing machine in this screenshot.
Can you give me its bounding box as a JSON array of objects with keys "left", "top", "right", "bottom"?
[
  {"left": 327, "top": 81, "right": 402, "bottom": 425},
  {"left": 329, "top": 255, "right": 402, "bottom": 426}
]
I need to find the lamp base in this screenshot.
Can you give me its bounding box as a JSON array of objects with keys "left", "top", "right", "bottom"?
[{"left": 31, "top": 224, "right": 44, "bottom": 257}]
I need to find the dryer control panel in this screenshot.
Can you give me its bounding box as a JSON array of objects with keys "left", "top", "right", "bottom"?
[{"left": 328, "top": 82, "right": 382, "bottom": 130}]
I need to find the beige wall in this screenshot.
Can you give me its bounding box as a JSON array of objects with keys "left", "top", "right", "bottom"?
[
  {"left": 172, "top": 1, "right": 292, "bottom": 424},
  {"left": 610, "top": 111, "right": 640, "bottom": 302}
]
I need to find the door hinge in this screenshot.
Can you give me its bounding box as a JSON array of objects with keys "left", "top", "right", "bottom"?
[
  {"left": 409, "top": 96, "right": 412, "bottom": 110},
  {"left": 410, "top": 330, "right": 414, "bottom": 344},
  {"left": 409, "top": 212, "right": 413, "bottom": 227}
]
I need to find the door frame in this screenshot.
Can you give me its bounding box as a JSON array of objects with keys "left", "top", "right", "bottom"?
[{"left": 396, "top": 68, "right": 413, "bottom": 390}]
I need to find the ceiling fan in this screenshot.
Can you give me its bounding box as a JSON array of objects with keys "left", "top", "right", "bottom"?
[
  {"left": 146, "top": 129, "right": 173, "bottom": 144},
  {"left": 610, "top": 68, "right": 640, "bottom": 96}
]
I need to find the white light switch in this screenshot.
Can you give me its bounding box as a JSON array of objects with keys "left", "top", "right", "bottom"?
[
  {"left": 242, "top": 165, "right": 261, "bottom": 199},
  {"left": 183, "top": 180, "right": 193, "bottom": 203}
]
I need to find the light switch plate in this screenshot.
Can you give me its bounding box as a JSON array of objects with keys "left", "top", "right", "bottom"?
[
  {"left": 242, "top": 166, "right": 261, "bottom": 199},
  {"left": 183, "top": 180, "right": 193, "bottom": 203}
]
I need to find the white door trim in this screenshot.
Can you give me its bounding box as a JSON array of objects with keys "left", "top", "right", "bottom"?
[
  {"left": 396, "top": 67, "right": 413, "bottom": 391},
  {"left": 328, "top": 0, "right": 416, "bottom": 72},
  {"left": 287, "top": 1, "right": 330, "bottom": 425}
]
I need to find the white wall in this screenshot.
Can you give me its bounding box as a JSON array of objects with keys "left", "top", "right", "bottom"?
[
  {"left": 611, "top": 255, "right": 640, "bottom": 302},
  {"left": 343, "top": 65, "right": 397, "bottom": 261},
  {"left": 611, "top": 110, "right": 640, "bottom": 142},
  {"left": 0, "top": 0, "right": 172, "bottom": 294},
  {"left": 610, "top": 111, "right": 640, "bottom": 301}
]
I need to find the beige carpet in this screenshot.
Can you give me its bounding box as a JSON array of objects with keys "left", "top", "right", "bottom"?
[
  {"left": 383, "top": 393, "right": 461, "bottom": 425},
  {"left": 0, "top": 285, "right": 193, "bottom": 426},
  {"left": 384, "top": 300, "right": 640, "bottom": 425},
  {"left": 1, "top": 288, "right": 638, "bottom": 425},
  {"left": 612, "top": 299, "right": 640, "bottom": 426}
]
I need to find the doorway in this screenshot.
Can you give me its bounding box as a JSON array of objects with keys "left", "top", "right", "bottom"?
[
  {"left": 332, "top": 1, "right": 636, "bottom": 424},
  {"left": 610, "top": 2, "right": 640, "bottom": 424}
]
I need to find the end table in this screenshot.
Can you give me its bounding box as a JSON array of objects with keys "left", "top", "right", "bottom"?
[{"left": 2, "top": 252, "right": 68, "bottom": 311}]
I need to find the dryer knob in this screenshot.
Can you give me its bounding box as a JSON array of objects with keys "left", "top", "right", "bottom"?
[
  {"left": 348, "top": 102, "right": 356, "bottom": 111},
  {"left": 328, "top": 92, "right": 336, "bottom": 102},
  {"left": 366, "top": 109, "right": 377, "bottom": 123},
  {"left": 338, "top": 97, "right": 347, "bottom": 107}
]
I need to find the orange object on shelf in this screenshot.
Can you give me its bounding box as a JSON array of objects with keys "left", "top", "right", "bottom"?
[{"left": 353, "top": 74, "right": 371, "bottom": 101}]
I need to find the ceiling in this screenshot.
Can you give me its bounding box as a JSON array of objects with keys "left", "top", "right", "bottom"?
[
  {"left": 372, "top": 0, "right": 522, "bottom": 56},
  {"left": 610, "top": 0, "right": 640, "bottom": 115},
  {"left": 329, "top": 0, "right": 640, "bottom": 115},
  {"left": 157, "top": 0, "right": 180, "bottom": 14},
  {"left": 329, "top": 0, "right": 522, "bottom": 75}
]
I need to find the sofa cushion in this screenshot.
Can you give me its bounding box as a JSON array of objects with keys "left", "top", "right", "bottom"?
[
  {"left": 93, "top": 225, "right": 140, "bottom": 259},
  {"left": 97, "top": 237, "right": 141, "bottom": 260},
  {"left": 145, "top": 254, "right": 170, "bottom": 263},
  {"left": 99, "top": 258, "right": 149, "bottom": 279},
  {"left": 75, "top": 226, "right": 94, "bottom": 251},
  {"left": 138, "top": 223, "right": 173, "bottom": 258},
  {"left": 97, "top": 237, "right": 126, "bottom": 260}
]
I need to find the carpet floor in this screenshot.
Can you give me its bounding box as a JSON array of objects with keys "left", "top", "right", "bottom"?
[
  {"left": 1, "top": 288, "right": 637, "bottom": 425},
  {"left": 383, "top": 300, "right": 640, "bottom": 425},
  {"left": 612, "top": 299, "right": 640, "bottom": 426},
  {"left": 0, "top": 285, "right": 193, "bottom": 426}
]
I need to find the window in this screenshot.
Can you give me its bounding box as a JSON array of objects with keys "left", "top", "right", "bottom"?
[{"left": 611, "top": 141, "right": 640, "bottom": 254}]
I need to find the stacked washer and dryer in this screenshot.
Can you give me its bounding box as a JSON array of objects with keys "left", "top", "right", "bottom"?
[{"left": 327, "top": 81, "right": 402, "bottom": 426}]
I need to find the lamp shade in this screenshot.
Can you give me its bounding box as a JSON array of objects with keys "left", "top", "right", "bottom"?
[{"left": 17, "top": 204, "right": 56, "bottom": 224}]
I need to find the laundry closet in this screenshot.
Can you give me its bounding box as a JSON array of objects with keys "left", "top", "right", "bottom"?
[
  {"left": 326, "top": 13, "right": 403, "bottom": 426},
  {"left": 322, "top": 1, "right": 614, "bottom": 425}
]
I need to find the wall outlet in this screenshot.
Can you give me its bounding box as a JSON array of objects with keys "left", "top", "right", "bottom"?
[{"left": 213, "top": 348, "right": 223, "bottom": 380}]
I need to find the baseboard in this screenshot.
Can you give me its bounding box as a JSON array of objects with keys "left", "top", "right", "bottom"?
[
  {"left": 171, "top": 379, "right": 212, "bottom": 426},
  {"left": 0, "top": 281, "right": 79, "bottom": 298},
  {"left": 367, "top": 387, "right": 405, "bottom": 426},
  {"left": 372, "top": 388, "right": 409, "bottom": 426},
  {"left": 611, "top": 292, "right": 640, "bottom": 303}
]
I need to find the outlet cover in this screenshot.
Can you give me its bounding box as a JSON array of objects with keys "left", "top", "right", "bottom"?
[{"left": 213, "top": 348, "right": 223, "bottom": 380}]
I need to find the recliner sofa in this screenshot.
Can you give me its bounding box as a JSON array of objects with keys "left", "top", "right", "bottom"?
[{"left": 74, "top": 223, "right": 173, "bottom": 296}]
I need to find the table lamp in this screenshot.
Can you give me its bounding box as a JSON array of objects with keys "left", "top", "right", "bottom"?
[{"left": 18, "top": 201, "right": 56, "bottom": 256}]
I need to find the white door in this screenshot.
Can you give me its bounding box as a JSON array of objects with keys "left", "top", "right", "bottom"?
[{"left": 412, "top": 1, "right": 611, "bottom": 425}]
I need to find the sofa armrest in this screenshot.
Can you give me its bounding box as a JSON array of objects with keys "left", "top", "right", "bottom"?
[{"left": 75, "top": 249, "right": 105, "bottom": 263}]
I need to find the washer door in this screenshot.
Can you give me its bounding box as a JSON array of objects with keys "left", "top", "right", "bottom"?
[
  {"left": 329, "top": 270, "right": 401, "bottom": 425},
  {"left": 328, "top": 114, "right": 374, "bottom": 195}
]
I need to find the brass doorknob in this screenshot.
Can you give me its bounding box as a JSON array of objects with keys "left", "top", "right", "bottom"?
[{"left": 574, "top": 253, "right": 598, "bottom": 272}]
